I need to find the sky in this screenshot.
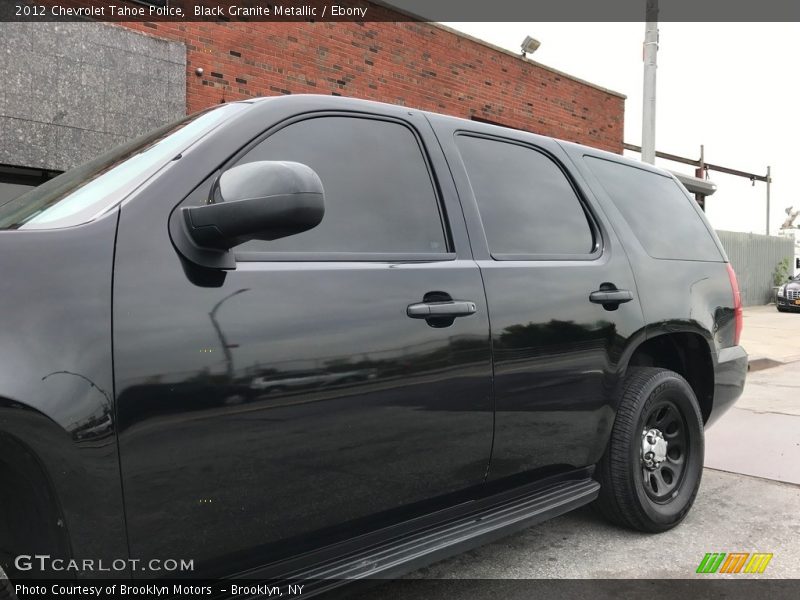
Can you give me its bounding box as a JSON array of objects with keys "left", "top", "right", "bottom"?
[{"left": 442, "top": 22, "right": 800, "bottom": 235}]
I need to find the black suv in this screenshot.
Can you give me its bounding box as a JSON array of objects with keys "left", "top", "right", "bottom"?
[
  {"left": 0, "top": 96, "right": 747, "bottom": 590},
  {"left": 776, "top": 274, "right": 800, "bottom": 312}
]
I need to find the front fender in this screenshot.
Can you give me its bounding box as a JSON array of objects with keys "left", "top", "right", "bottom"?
[{"left": 0, "top": 210, "right": 128, "bottom": 577}]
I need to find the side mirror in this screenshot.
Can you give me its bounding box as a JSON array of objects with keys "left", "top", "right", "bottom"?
[{"left": 174, "top": 161, "right": 325, "bottom": 269}]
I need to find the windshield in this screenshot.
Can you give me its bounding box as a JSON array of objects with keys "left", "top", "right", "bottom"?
[{"left": 0, "top": 103, "right": 246, "bottom": 230}]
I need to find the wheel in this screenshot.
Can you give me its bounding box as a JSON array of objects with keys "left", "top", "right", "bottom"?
[
  {"left": 777, "top": 306, "right": 787, "bottom": 312},
  {"left": 595, "top": 367, "right": 704, "bottom": 532},
  {"left": 0, "top": 564, "right": 17, "bottom": 600}
]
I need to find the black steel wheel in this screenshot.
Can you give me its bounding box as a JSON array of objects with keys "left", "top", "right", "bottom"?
[
  {"left": 595, "top": 367, "right": 704, "bottom": 532},
  {"left": 640, "top": 400, "right": 690, "bottom": 502}
]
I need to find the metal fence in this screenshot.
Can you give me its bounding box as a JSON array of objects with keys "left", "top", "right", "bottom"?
[{"left": 716, "top": 230, "right": 794, "bottom": 306}]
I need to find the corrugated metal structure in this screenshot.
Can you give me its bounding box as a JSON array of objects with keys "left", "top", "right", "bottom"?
[{"left": 716, "top": 230, "right": 794, "bottom": 306}]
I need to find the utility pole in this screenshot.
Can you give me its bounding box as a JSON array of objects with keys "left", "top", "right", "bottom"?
[
  {"left": 766, "top": 165, "right": 771, "bottom": 235},
  {"left": 642, "top": 0, "right": 659, "bottom": 164},
  {"left": 694, "top": 144, "right": 706, "bottom": 210}
]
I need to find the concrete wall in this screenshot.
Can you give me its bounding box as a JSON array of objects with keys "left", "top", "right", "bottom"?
[
  {"left": 0, "top": 22, "right": 186, "bottom": 172},
  {"left": 716, "top": 230, "right": 795, "bottom": 306}
]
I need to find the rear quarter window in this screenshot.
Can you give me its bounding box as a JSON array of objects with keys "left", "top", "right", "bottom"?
[{"left": 584, "top": 156, "right": 722, "bottom": 262}]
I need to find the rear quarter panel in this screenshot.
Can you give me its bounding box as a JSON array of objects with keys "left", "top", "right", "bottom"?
[
  {"left": 558, "top": 143, "right": 738, "bottom": 355},
  {"left": 558, "top": 143, "right": 744, "bottom": 426}
]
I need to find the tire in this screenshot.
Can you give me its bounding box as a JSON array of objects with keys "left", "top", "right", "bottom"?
[
  {"left": 0, "top": 564, "right": 17, "bottom": 600},
  {"left": 777, "top": 306, "right": 787, "bottom": 313},
  {"left": 595, "top": 367, "right": 704, "bottom": 533}
]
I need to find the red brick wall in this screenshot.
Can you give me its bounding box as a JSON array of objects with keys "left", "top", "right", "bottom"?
[{"left": 121, "top": 20, "right": 624, "bottom": 153}]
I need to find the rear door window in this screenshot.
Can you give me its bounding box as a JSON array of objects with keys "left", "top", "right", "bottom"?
[
  {"left": 455, "top": 134, "right": 596, "bottom": 258},
  {"left": 584, "top": 157, "right": 722, "bottom": 261}
]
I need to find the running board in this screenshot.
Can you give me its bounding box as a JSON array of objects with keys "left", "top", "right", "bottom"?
[{"left": 275, "top": 478, "right": 599, "bottom": 595}]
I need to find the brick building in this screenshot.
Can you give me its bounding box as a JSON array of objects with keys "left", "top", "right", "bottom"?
[
  {"left": 123, "top": 20, "right": 625, "bottom": 151},
  {"left": 0, "top": 10, "right": 624, "bottom": 203}
]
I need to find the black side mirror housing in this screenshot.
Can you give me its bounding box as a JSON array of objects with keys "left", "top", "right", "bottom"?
[{"left": 173, "top": 161, "right": 325, "bottom": 269}]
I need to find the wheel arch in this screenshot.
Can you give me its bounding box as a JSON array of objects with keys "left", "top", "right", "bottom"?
[
  {"left": 0, "top": 390, "right": 130, "bottom": 577},
  {"left": 618, "top": 326, "right": 715, "bottom": 423},
  {"left": 0, "top": 401, "right": 73, "bottom": 576}
]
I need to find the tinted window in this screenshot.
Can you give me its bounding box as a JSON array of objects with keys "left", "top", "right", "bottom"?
[
  {"left": 233, "top": 117, "right": 447, "bottom": 254},
  {"left": 455, "top": 135, "right": 594, "bottom": 256},
  {"left": 584, "top": 157, "right": 722, "bottom": 261}
]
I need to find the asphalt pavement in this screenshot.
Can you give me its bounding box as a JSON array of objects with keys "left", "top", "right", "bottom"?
[{"left": 379, "top": 305, "right": 800, "bottom": 583}]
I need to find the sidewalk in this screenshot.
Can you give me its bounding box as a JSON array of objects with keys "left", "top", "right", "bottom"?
[
  {"left": 705, "top": 304, "right": 800, "bottom": 485},
  {"left": 741, "top": 304, "right": 800, "bottom": 367}
]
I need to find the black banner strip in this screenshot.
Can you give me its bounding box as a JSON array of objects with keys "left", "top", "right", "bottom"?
[{"left": 1, "top": 0, "right": 800, "bottom": 23}]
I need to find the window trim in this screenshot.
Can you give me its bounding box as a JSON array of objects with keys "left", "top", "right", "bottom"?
[
  {"left": 235, "top": 251, "right": 456, "bottom": 263},
  {"left": 217, "top": 111, "right": 455, "bottom": 263},
  {"left": 454, "top": 131, "right": 603, "bottom": 262}
]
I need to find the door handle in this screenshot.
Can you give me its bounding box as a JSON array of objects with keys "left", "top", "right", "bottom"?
[
  {"left": 589, "top": 289, "right": 633, "bottom": 305},
  {"left": 407, "top": 300, "right": 477, "bottom": 319}
]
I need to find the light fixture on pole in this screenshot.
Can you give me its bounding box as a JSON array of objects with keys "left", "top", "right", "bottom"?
[{"left": 521, "top": 36, "right": 541, "bottom": 57}]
